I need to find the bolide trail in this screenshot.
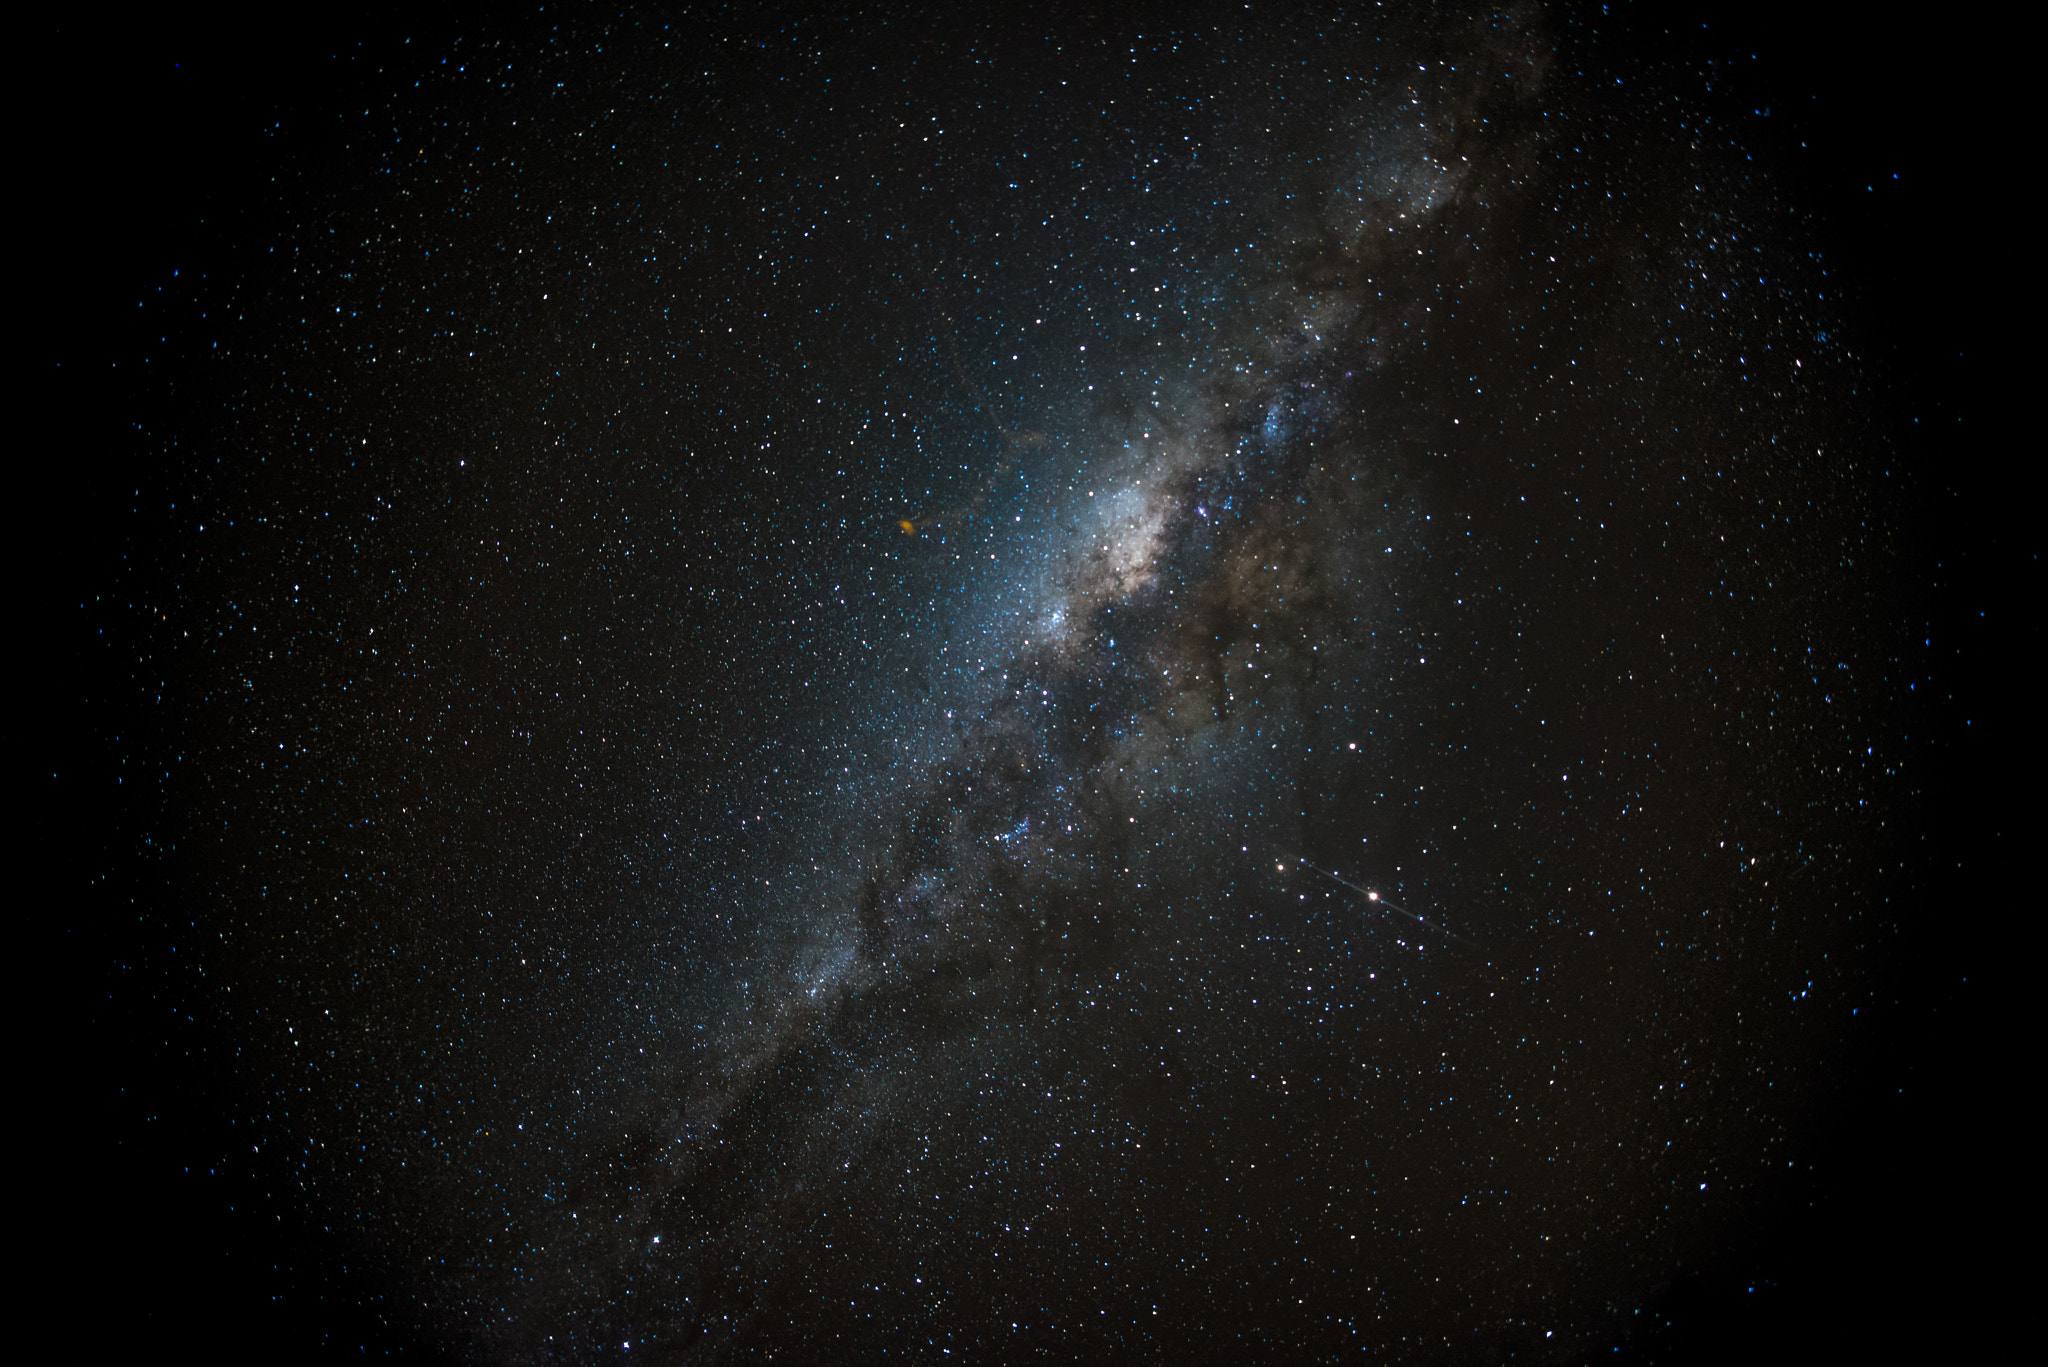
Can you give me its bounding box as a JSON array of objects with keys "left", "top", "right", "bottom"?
[{"left": 1294, "top": 860, "right": 1467, "bottom": 944}]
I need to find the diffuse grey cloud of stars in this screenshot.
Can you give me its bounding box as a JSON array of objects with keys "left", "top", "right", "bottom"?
[{"left": 138, "top": 6, "right": 1921, "bottom": 1362}]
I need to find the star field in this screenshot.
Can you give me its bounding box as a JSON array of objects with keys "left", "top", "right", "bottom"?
[{"left": 57, "top": 5, "right": 2000, "bottom": 1364}]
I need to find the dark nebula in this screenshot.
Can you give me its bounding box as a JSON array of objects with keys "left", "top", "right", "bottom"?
[{"left": 56, "top": 4, "right": 2002, "bottom": 1364}]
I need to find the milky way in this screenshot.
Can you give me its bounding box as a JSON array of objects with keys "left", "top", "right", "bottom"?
[{"left": 73, "top": 5, "right": 1972, "bottom": 1364}]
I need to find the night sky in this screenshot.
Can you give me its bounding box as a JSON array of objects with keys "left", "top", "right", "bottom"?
[{"left": 51, "top": 4, "right": 2007, "bottom": 1364}]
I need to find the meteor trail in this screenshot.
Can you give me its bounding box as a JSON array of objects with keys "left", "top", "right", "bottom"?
[{"left": 1290, "top": 861, "right": 1469, "bottom": 944}]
